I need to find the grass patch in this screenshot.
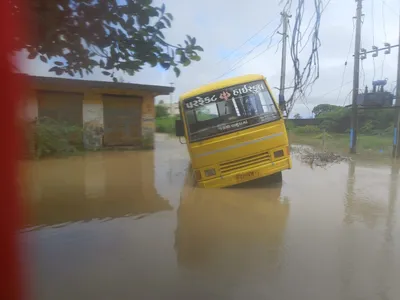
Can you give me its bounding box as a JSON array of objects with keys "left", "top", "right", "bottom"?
[
  {"left": 156, "top": 116, "right": 178, "bottom": 134},
  {"left": 289, "top": 131, "right": 394, "bottom": 157}
]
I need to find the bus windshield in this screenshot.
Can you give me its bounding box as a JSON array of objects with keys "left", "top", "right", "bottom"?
[{"left": 183, "top": 80, "right": 280, "bottom": 142}]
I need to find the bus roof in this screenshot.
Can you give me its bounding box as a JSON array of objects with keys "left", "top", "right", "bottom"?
[{"left": 179, "top": 74, "right": 265, "bottom": 101}]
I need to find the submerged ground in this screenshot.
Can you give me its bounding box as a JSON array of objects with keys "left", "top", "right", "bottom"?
[{"left": 20, "top": 134, "right": 400, "bottom": 300}]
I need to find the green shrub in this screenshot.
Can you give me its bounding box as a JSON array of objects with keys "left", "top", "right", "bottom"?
[
  {"left": 293, "top": 125, "right": 321, "bottom": 134},
  {"left": 155, "top": 105, "right": 169, "bottom": 118},
  {"left": 34, "top": 117, "right": 83, "bottom": 158},
  {"left": 155, "top": 116, "right": 178, "bottom": 134},
  {"left": 285, "top": 120, "right": 295, "bottom": 131}
]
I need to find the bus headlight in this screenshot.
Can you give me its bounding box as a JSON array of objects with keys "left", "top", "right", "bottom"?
[
  {"left": 274, "top": 149, "right": 284, "bottom": 159},
  {"left": 204, "top": 168, "right": 216, "bottom": 177}
]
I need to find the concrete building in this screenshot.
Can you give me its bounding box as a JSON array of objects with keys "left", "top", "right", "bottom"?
[
  {"left": 22, "top": 76, "right": 174, "bottom": 149},
  {"left": 158, "top": 101, "right": 180, "bottom": 116}
]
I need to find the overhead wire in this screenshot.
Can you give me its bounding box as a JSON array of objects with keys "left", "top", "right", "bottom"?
[
  {"left": 379, "top": 0, "right": 400, "bottom": 16},
  {"left": 360, "top": 14, "right": 366, "bottom": 88},
  {"left": 282, "top": 0, "right": 330, "bottom": 115},
  {"left": 211, "top": 19, "right": 282, "bottom": 82},
  {"left": 212, "top": 38, "right": 281, "bottom": 81},
  {"left": 215, "top": 17, "right": 279, "bottom": 65},
  {"left": 372, "top": 0, "right": 376, "bottom": 81},
  {"left": 381, "top": 0, "right": 387, "bottom": 79},
  {"left": 342, "top": 89, "right": 353, "bottom": 106},
  {"left": 335, "top": 17, "right": 356, "bottom": 104},
  {"left": 361, "top": 59, "right": 366, "bottom": 88},
  {"left": 229, "top": 21, "right": 282, "bottom": 69},
  {"left": 317, "top": 80, "right": 353, "bottom": 99},
  {"left": 381, "top": 0, "right": 388, "bottom": 42}
]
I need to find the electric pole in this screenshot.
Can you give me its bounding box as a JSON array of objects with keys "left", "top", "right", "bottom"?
[
  {"left": 350, "top": 0, "right": 363, "bottom": 154},
  {"left": 279, "top": 11, "right": 290, "bottom": 117},
  {"left": 392, "top": 12, "right": 400, "bottom": 159}
]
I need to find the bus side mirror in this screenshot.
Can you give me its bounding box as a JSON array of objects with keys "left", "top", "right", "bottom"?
[{"left": 175, "top": 119, "right": 184, "bottom": 137}]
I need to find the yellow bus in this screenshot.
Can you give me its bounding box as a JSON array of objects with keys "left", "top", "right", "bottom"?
[{"left": 175, "top": 74, "right": 292, "bottom": 188}]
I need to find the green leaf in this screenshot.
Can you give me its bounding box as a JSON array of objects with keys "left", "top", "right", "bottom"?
[
  {"left": 40, "top": 55, "right": 48, "bottom": 63},
  {"left": 148, "top": 54, "right": 158, "bottom": 67},
  {"left": 180, "top": 54, "right": 190, "bottom": 66},
  {"left": 126, "top": 17, "right": 134, "bottom": 28},
  {"left": 191, "top": 54, "right": 201, "bottom": 61},
  {"left": 193, "top": 45, "right": 204, "bottom": 51},
  {"left": 102, "top": 71, "right": 111, "bottom": 76},
  {"left": 165, "top": 13, "right": 173, "bottom": 21},
  {"left": 138, "top": 13, "right": 150, "bottom": 26},
  {"left": 49, "top": 66, "right": 64, "bottom": 76},
  {"left": 112, "top": 77, "right": 118, "bottom": 82},
  {"left": 148, "top": 7, "right": 159, "bottom": 17},
  {"left": 54, "top": 61, "right": 64, "bottom": 66},
  {"left": 173, "top": 66, "right": 181, "bottom": 77},
  {"left": 162, "top": 16, "right": 171, "bottom": 27},
  {"left": 160, "top": 61, "right": 170, "bottom": 69},
  {"left": 157, "top": 30, "right": 165, "bottom": 39},
  {"left": 100, "top": 60, "right": 105, "bottom": 68},
  {"left": 155, "top": 21, "right": 166, "bottom": 30}
]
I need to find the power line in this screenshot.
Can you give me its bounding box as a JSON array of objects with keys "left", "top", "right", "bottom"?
[
  {"left": 379, "top": 0, "right": 400, "bottom": 16},
  {"left": 212, "top": 39, "right": 281, "bottom": 81},
  {"left": 314, "top": 80, "right": 353, "bottom": 100},
  {"left": 342, "top": 89, "right": 353, "bottom": 106},
  {"left": 215, "top": 18, "right": 279, "bottom": 65},
  {"left": 336, "top": 18, "right": 356, "bottom": 104},
  {"left": 381, "top": 53, "right": 386, "bottom": 78},
  {"left": 382, "top": 0, "right": 388, "bottom": 42},
  {"left": 381, "top": 0, "right": 387, "bottom": 79},
  {"left": 229, "top": 21, "right": 282, "bottom": 69},
  {"left": 372, "top": 0, "right": 377, "bottom": 81},
  {"left": 211, "top": 19, "right": 282, "bottom": 82},
  {"left": 372, "top": 0, "right": 376, "bottom": 46},
  {"left": 361, "top": 59, "right": 366, "bottom": 87}
]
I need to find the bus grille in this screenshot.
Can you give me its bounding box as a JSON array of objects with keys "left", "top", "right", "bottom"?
[{"left": 220, "top": 151, "right": 271, "bottom": 176}]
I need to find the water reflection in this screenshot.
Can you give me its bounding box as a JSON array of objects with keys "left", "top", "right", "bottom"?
[
  {"left": 175, "top": 172, "right": 289, "bottom": 281},
  {"left": 24, "top": 151, "right": 172, "bottom": 229},
  {"left": 344, "top": 160, "right": 399, "bottom": 231},
  {"left": 340, "top": 160, "right": 399, "bottom": 300}
]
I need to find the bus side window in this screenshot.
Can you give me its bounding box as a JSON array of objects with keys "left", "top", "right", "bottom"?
[{"left": 186, "top": 110, "right": 196, "bottom": 124}]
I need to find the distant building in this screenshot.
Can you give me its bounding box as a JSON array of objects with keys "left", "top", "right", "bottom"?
[
  {"left": 21, "top": 75, "right": 174, "bottom": 150},
  {"left": 158, "top": 101, "right": 180, "bottom": 116}
]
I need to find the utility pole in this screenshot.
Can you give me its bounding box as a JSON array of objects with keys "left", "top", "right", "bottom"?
[
  {"left": 350, "top": 0, "right": 363, "bottom": 154},
  {"left": 279, "top": 11, "right": 290, "bottom": 117},
  {"left": 392, "top": 12, "right": 400, "bottom": 159}
]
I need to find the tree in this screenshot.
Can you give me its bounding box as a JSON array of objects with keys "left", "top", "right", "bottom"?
[
  {"left": 312, "top": 104, "right": 341, "bottom": 117},
  {"left": 13, "top": 0, "right": 204, "bottom": 81},
  {"left": 155, "top": 104, "right": 169, "bottom": 118},
  {"left": 293, "top": 113, "right": 302, "bottom": 119}
]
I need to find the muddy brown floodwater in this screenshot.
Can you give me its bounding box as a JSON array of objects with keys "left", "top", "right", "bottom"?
[{"left": 20, "top": 134, "right": 400, "bottom": 300}]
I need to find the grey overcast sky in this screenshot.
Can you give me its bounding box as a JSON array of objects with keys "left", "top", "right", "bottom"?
[{"left": 19, "top": 0, "right": 400, "bottom": 117}]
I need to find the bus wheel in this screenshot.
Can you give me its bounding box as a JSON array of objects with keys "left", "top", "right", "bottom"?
[{"left": 268, "top": 171, "right": 282, "bottom": 183}]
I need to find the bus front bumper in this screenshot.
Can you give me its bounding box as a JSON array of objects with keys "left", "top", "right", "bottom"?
[{"left": 197, "top": 157, "right": 292, "bottom": 188}]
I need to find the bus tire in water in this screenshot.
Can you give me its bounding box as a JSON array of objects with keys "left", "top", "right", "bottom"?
[{"left": 267, "top": 171, "right": 283, "bottom": 183}]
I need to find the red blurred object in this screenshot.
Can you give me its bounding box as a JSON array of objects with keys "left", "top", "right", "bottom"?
[{"left": 0, "top": 1, "right": 25, "bottom": 299}]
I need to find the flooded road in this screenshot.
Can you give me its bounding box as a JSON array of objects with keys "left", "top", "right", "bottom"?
[{"left": 21, "top": 134, "right": 400, "bottom": 300}]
